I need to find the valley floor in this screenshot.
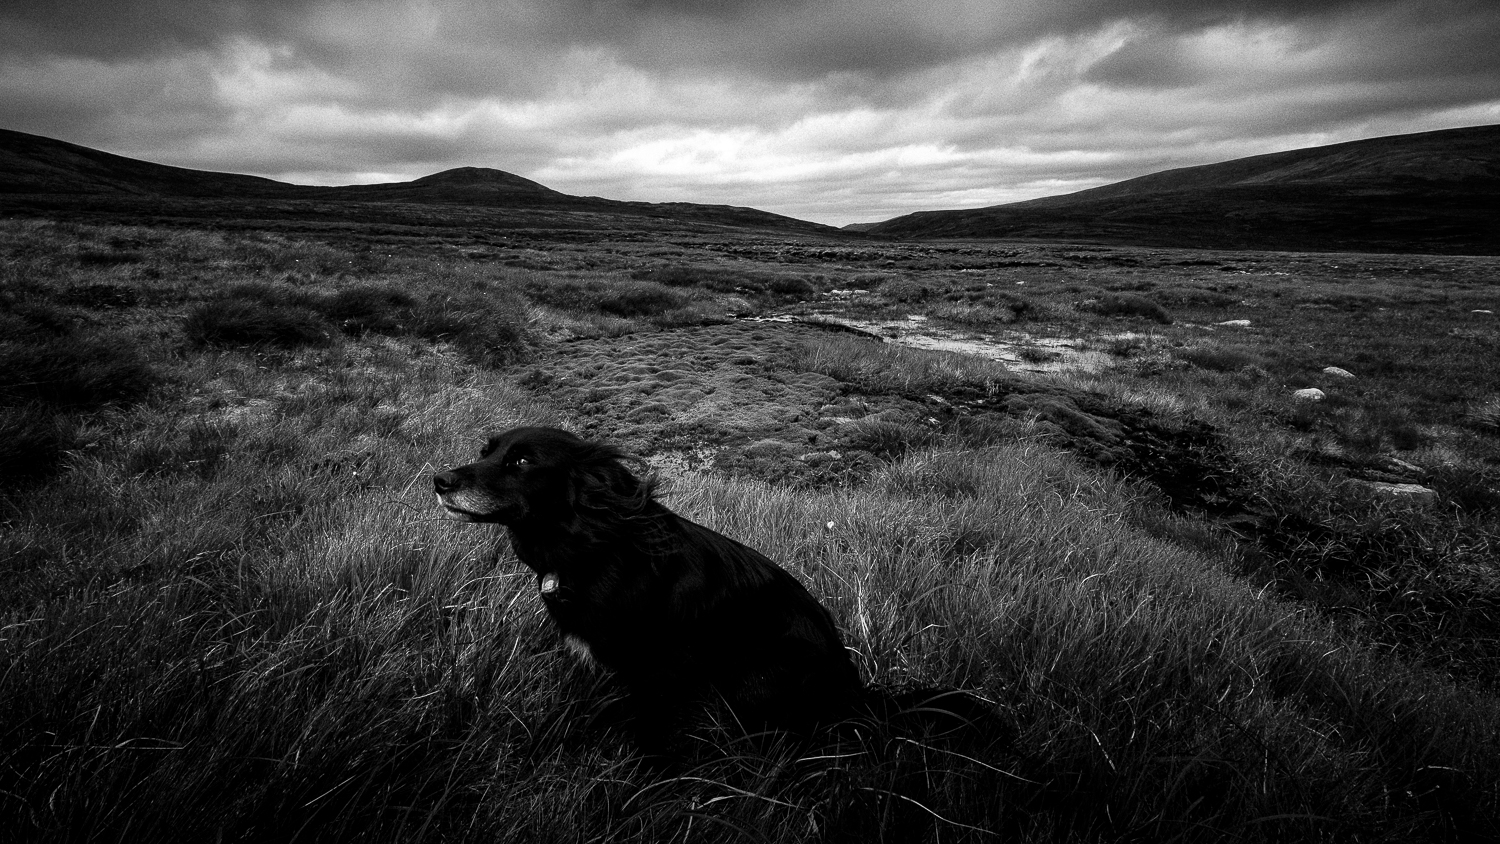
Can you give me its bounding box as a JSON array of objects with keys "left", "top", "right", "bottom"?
[{"left": 2, "top": 217, "right": 1498, "bottom": 841}]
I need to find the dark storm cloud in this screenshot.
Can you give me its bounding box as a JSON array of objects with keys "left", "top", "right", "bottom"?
[
  {"left": 0, "top": 0, "right": 1459, "bottom": 73},
  {"left": 7, "top": 1, "right": 1499, "bottom": 105},
  {"left": 2, "top": 0, "right": 1498, "bottom": 224},
  {"left": 0, "top": 0, "right": 311, "bottom": 59}
]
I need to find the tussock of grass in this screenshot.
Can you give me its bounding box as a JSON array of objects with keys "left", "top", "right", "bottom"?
[
  {"left": 0, "top": 334, "right": 158, "bottom": 408},
  {"left": 936, "top": 288, "right": 1050, "bottom": 326},
  {"left": 0, "top": 325, "right": 159, "bottom": 486},
  {"left": 0, "top": 293, "right": 79, "bottom": 338},
  {"left": 320, "top": 283, "right": 419, "bottom": 331},
  {"left": 1172, "top": 343, "right": 1266, "bottom": 372},
  {"left": 0, "top": 404, "right": 75, "bottom": 481},
  {"left": 1082, "top": 292, "right": 1173, "bottom": 324},
  {"left": 183, "top": 298, "right": 334, "bottom": 348},
  {"left": 526, "top": 276, "right": 689, "bottom": 317},
  {"left": 522, "top": 275, "right": 740, "bottom": 336},
  {"left": 634, "top": 263, "right": 819, "bottom": 300},
  {"left": 798, "top": 334, "right": 1016, "bottom": 396},
  {"left": 876, "top": 277, "right": 934, "bottom": 303},
  {"left": 408, "top": 289, "right": 530, "bottom": 365},
  {"left": 1228, "top": 447, "right": 1500, "bottom": 677},
  {"left": 180, "top": 276, "right": 531, "bottom": 364},
  {"left": 836, "top": 418, "right": 937, "bottom": 459},
  {"left": 1149, "top": 286, "right": 1239, "bottom": 308}
]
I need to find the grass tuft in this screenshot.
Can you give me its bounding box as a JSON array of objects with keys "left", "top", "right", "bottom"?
[
  {"left": 1083, "top": 292, "right": 1173, "bottom": 323},
  {"left": 183, "top": 298, "right": 333, "bottom": 348},
  {"left": 1172, "top": 343, "right": 1266, "bottom": 372},
  {"left": 526, "top": 277, "right": 687, "bottom": 317},
  {"left": 0, "top": 404, "right": 76, "bottom": 482},
  {"left": 322, "top": 284, "right": 419, "bottom": 332},
  {"left": 0, "top": 334, "right": 158, "bottom": 407},
  {"left": 634, "top": 264, "right": 819, "bottom": 300},
  {"left": 408, "top": 289, "right": 530, "bottom": 365},
  {"left": 877, "top": 277, "right": 935, "bottom": 303}
]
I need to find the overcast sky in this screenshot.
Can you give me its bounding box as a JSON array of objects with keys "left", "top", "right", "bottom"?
[{"left": 3, "top": 0, "right": 1498, "bottom": 225}]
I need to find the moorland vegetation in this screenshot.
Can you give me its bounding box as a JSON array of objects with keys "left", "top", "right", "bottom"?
[{"left": 2, "top": 216, "right": 1498, "bottom": 842}]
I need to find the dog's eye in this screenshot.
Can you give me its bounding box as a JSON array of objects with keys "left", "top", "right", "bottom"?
[{"left": 506, "top": 454, "right": 530, "bottom": 468}]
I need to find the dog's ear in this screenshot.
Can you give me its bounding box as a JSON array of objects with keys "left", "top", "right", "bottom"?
[{"left": 566, "top": 444, "right": 651, "bottom": 516}]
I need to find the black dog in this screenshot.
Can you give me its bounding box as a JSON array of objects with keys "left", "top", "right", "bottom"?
[{"left": 433, "top": 426, "right": 1001, "bottom": 749}]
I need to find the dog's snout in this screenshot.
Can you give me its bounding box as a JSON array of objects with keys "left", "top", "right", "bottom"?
[{"left": 432, "top": 470, "right": 460, "bottom": 494}]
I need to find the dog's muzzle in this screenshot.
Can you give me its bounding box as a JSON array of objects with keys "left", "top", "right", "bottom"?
[{"left": 433, "top": 471, "right": 480, "bottom": 520}]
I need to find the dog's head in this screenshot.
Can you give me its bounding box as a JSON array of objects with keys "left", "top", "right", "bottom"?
[{"left": 433, "top": 426, "right": 651, "bottom": 527}]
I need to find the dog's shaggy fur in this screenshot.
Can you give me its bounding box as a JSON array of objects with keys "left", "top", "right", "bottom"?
[{"left": 434, "top": 426, "right": 1002, "bottom": 749}]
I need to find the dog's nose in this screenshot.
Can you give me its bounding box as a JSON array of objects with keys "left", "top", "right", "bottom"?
[{"left": 433, "top": 471, "right": 459, "bottom": 494}]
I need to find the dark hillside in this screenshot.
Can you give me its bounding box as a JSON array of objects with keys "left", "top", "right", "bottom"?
[
  {"left": 0, "top": 128, "right": 841, "bottom": 237},
  {"left": 867, "top": 124, "right": 1500, "bottom": 254},
  {"left": 0, "top": 128, "right": 285, "bottom": 197}
]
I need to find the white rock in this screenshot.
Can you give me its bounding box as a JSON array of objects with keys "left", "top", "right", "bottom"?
[
  {"left": 1322, "top": 366, "right": 1355, "bottom": 379},
  {"left": 1216, "top": 319, "right": 1252, "bottom": 327},
  {"left": 1292, "top": 388, "right": 1326, "bottom": 401},
  {"left": 1364, "top": 482, "right": 1438, "bottom": 506}
]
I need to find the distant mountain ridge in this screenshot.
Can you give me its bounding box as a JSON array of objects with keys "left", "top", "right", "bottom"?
[
  {"left": 0, "top": 128, "right": 837, "bottom": 236},
  {"left": 865, "top": 125, "right": 1500, "bottom": 254}
]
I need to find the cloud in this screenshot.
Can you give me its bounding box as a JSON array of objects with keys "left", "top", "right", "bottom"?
[{"left": 2, "top": 0, "right": 1498, "bottom": 225}]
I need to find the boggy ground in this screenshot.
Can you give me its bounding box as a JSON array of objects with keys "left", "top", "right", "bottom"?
[
  {"left": 520, "top": 321, "right": 1248, "bottom": 517},
  {"left": 3, "top": 218, "right": 1500, "bottom": 841},
  {"left": 506, "top": 234, "right": 1500, "bottom": 687}
]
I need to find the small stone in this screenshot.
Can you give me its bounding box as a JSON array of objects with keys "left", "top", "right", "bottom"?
[
  {"left": 1292, "top": 387, "right": 1326, "bottom": 401},
  {"left": 1322, "top": 366, "right": 1355, "bottom": 379},
  {"left": 1216, "top": 319, "right": 1252, "bottom": 327},
  {"left": 1379, "top": 456, "right": 1422, "bottom": 474},
  {"left": 1364, "top": 482, "right": 1437, "bottom": 506}
]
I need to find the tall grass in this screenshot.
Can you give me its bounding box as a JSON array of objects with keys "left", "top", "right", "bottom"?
[
  {"left": 1081, "top": 292, "right": 1173, "bottom": 324},
  {"left": 6, "top": 432, "right": 1496, "bottom": 840},
  {"left": 0, "top": 291, "right": 161, "bottom": 483},
  {"left": 3, "top": 218, "right": 1498, "bottom": 841},
  {"left": 798, "top": 334, "right": 1017, "bottom": 396}
]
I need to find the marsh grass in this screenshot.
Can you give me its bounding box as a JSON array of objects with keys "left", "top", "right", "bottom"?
[
  {"left": 8, "top": 434, "right": 1495, "bottom": 841},
  {"left": 526, "top": 276, "right": 689, "bottom": 317},
  {"left": 1081, "top": 292, "right": 1173, "bottom": 324},
  {"left": 0, "top": 290, "right": 162, "bottom": 484},
  {"left": 2, "top": 220, "right": 1499, "bottom": 841},
  {"left": 183, "top": 297, "right": 335, "bottom": 348},
  {"left": 1171, "top": 343, "right": 1267, "bottom": 373},
  {"left": 180, "top": 275, "right": 531, "bottom": 364},
  {"left": 0, "top": 403, "right": 76, "bottom": 481},
  {"left": 798, "top": 334, "right": 1016, "bottom": 396},
  {"left": 875, "top": 277, "right": 936, "bottom": 303},
  {"left": 635, "top": 263, "right": 820, "bottom": 301}
]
